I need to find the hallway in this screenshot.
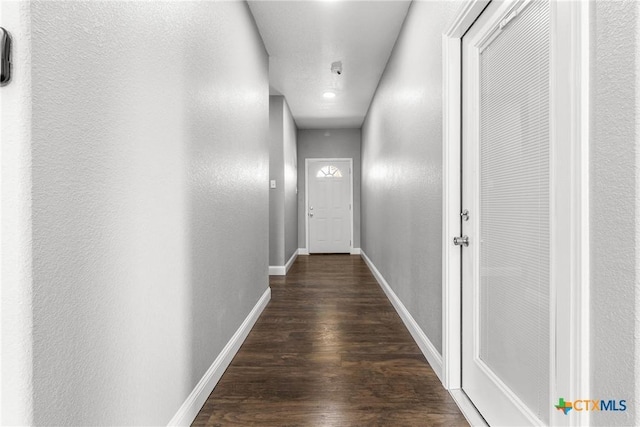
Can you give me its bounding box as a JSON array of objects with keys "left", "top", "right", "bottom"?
[
  {"left": 2, "top": 1, "right": 639, "bottom": 425},
  {"left": 193, "top": 255, "right": 467, "bottom": 426}
]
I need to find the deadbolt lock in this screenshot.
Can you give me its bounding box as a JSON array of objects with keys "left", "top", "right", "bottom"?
[{"left": 453, "top": 235, "right": 469, "bottom": 247}]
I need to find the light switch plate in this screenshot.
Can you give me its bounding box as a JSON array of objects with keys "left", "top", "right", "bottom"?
[{"left": 270, "top": 180, "right": 276, "bottom": 189}]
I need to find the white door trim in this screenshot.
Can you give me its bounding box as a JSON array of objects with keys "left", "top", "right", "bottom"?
[
  {"left": 442, "top": 0, "right": 491, "bottom": 392},
  {"left": 548, "top": 2, "right": 591, "bottom": 425},
  {"left": 304, "top": 158, "right": 354, "bottom": 254},
  {"left": 442, "top": 2, "right": 590, "bottom": 425}
]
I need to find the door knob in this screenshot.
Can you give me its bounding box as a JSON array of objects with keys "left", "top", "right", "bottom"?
[
  {"left": 453, "top": 235, "right": 469, "bottom": 247},
  {"left": 309, "top": 212, "right": 314, "bottom": 217}
]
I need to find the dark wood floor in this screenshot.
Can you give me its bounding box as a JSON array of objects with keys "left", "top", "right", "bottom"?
[{"left": 193, "top": 254, "right": 468, "bottom": 426}]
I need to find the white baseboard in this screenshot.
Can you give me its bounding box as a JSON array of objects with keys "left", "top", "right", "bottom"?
[
  {"left": 285, "top": 249, "right": 298, "bottom": 273},
  {"left": 269, "top": 265, "right": 285, "bottom": 275},
  {"left": 269, "top": 250, "right": 298, "bottom": 276},
  {"left": 296, "top": 248, "right": 359, "bottom": 255},
  {"left": 168, "top": 287, "right": 271, "bottom": 427},
  {"left": 360, "top": 250, "right": 444, "bottom": 383}
]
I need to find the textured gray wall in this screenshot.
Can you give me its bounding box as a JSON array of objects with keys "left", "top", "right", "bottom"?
[
  {"left": 283, "top": 101, "right": 299, "bottom": 263},
  {"left": 361, "top": 1, "right": 460, "bottom": 355},
  {"left": 269, "top": 97, "right": 285, "bottom": 266},
  {"left": 269, "top": 96, "right": 298, "bottom": 267},
  {"left": 29, "top": 2, "right": 269, "bottom": 425},
  {"left": 297, "top": 129, "right": 361, "bottom": 249},
  {"left": 1, "top": 2, "right": 34, "bottom": 425},
  {"left": 590, "top": 1, "right": 639, "bottom": 425}
]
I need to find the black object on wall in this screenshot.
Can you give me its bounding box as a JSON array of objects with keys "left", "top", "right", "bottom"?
[{"left": 1, "top": 27, "right": 12, "bottom": 86}]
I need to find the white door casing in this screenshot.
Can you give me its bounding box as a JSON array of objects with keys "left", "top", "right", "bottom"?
[{"left": 305, "top": 159, "right": 353, "bottom": 254}]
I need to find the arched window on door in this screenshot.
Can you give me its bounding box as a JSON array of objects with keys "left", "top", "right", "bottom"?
[{"left": 316, "top": 165, "right": 343, "bottom": 178}]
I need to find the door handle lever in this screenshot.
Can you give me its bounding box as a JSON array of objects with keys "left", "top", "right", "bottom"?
[{"left": 453, "top": 235, "right": 469, "bottom": 247}]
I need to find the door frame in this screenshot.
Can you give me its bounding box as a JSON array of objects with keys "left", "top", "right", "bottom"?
[
  {"left": 304, "top": 158, "right": 354, "bottom": 254},
  {"left": 442, "top": 1, "right": 591, "bottom": 425}
]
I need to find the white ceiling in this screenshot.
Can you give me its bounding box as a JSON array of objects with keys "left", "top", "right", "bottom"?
[{"left": 248, "top": 0, "right": 411, "bottom": 129}]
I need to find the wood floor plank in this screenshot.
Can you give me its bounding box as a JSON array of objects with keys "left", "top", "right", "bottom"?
[{"left": 192, "top": 254, "right": 468, "bottom": 426}]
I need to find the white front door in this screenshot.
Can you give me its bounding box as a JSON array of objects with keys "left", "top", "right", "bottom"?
[
  {"left": 307, "top": 159, "right": 351, "bottom": 253},
  {"left": 461, "top": 0, "right": 551, "bottom": 425}
]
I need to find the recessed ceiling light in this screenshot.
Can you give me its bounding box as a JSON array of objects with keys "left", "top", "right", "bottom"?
[{"left": 323, "top": 91, "right": 336, "bottom": 99}]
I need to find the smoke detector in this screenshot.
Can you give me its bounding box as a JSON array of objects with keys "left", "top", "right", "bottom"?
[{"left": 331, "top": 61, "right": 343, "bottom": 75}]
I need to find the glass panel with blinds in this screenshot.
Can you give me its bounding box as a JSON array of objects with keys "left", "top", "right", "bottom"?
[{"left": 478, "top": 0, "right": 550, "bottom": 423}]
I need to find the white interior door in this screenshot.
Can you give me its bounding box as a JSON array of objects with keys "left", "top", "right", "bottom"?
[
  {"left": 307, "top": 159, "right": 351, "bottom": 253},
  {"left": 461, "top": 1, "right": 551, "bottom": 425}
]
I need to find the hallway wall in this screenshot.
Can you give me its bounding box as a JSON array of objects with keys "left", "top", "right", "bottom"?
[
  {"left": 24, "top": 2, "right": 269, "bottom": 425},
  {"left": 269, "top": 96, "right": 298, "bottom": 267},
  {"left": 361, "top": 0, "right": 460, "bottom": 357},
  {"left": 283, "top": 101, "right": 299, "bottom": 263},
  {"left": 590, "top": 1, "right": 639, "bottom": 425},
  {"left": 297, "top": 129, "right": 361, "bottom": 250},
  {"left": 0, "top": 2, "right": 35, "bottom": 424}
]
